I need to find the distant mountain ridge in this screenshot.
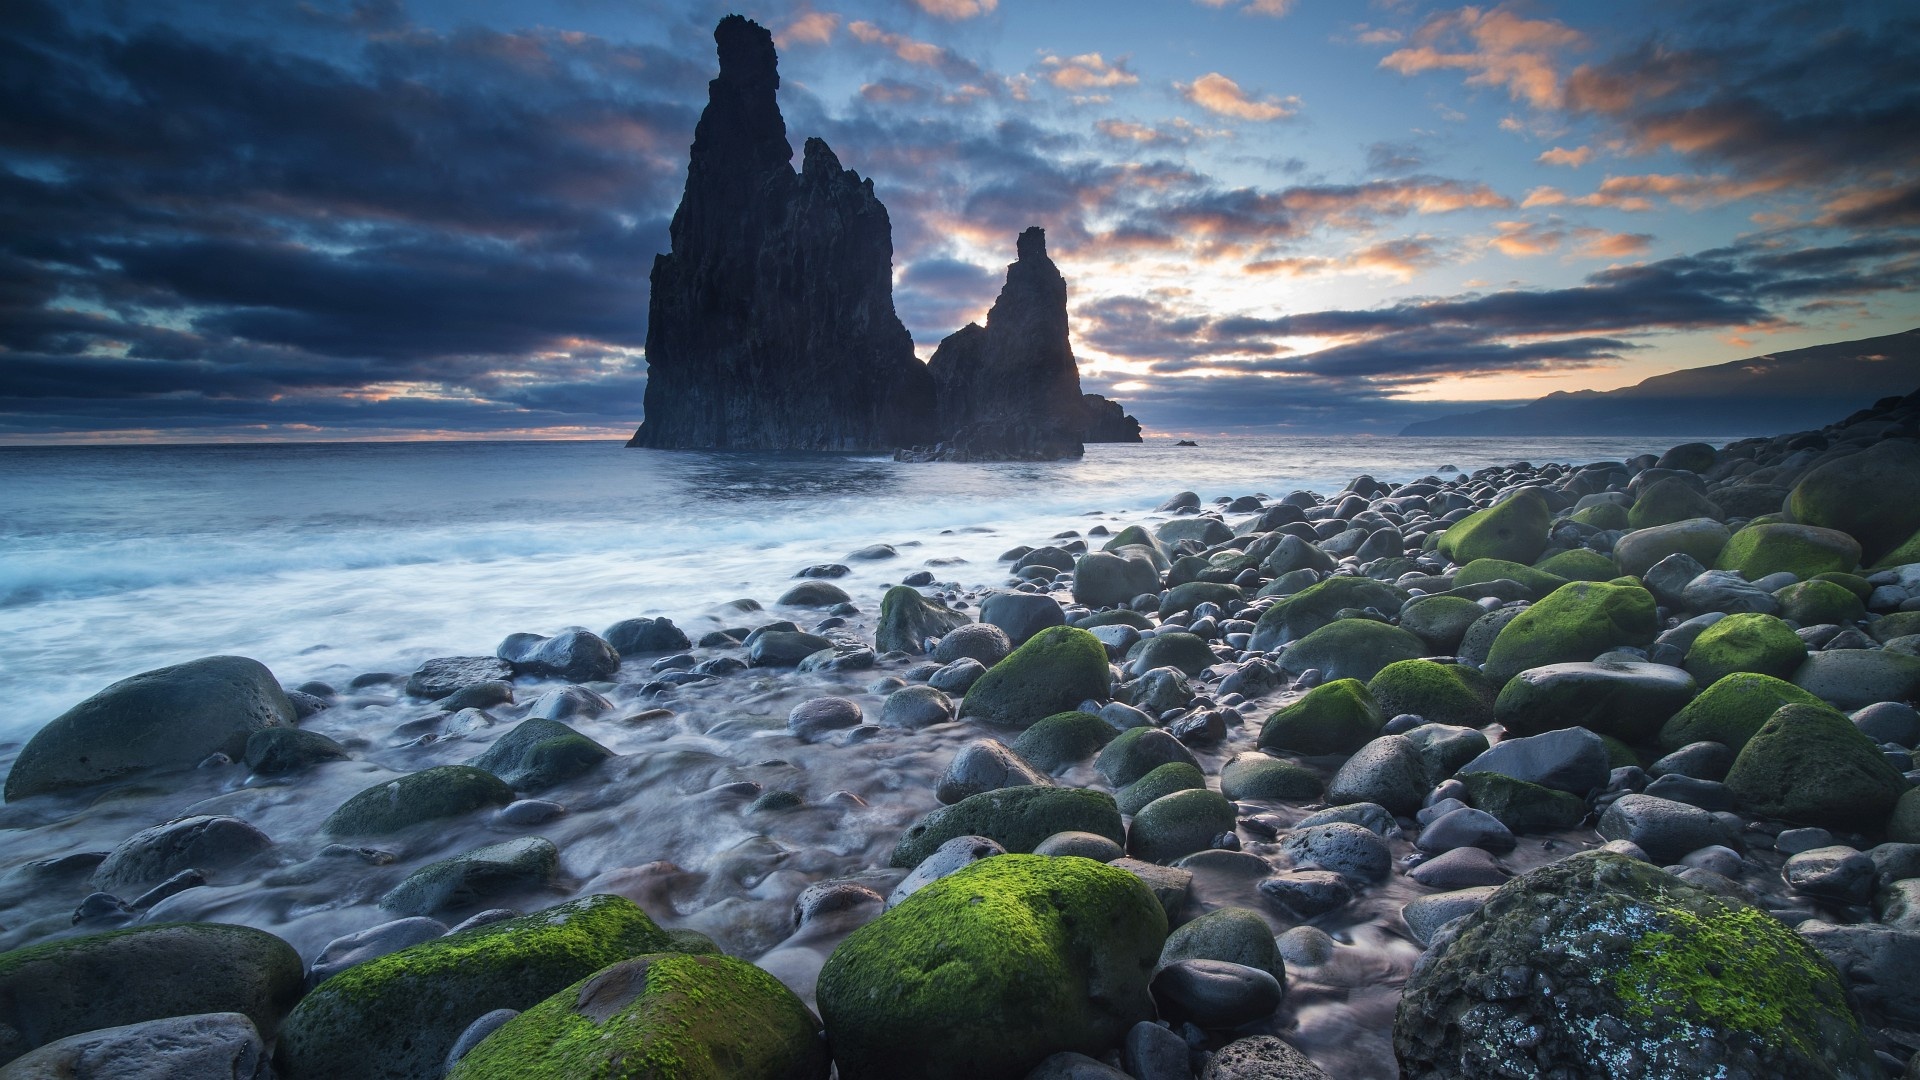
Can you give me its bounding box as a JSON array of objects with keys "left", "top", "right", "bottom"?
[{"left": 1399, "top": 329, "right": 1920, "bottom": 437}]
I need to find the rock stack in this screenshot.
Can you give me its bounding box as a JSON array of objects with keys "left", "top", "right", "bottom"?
[
  {"left": 628, "top": 16, "right": 936, "bottom": 452},
  {"left": 902, "top": 227, "right": 1141, "bottom": 461}
]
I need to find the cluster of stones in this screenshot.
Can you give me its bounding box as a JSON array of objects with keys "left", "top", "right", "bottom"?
[{"left": 6, "top": 390, "right": 1920, "bottom": 1078}]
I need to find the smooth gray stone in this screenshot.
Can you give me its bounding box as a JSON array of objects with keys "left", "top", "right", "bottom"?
[
  {"left": 1257, "top": 870, "right": 1353, "bottom": 919},
  {"left": 92, "top": 816, "right": 273, "bottom": 895},
  {"left": 1324, "top": 735, "right": 1427, "bottom": 816},
  {"left": 880, "top": 685, "right": 954, "bottom": 729},
  {"left": 1402, "top": 724, "right": 1490, "bottom": 784},
  {"left": 786, "top": 696, "right": 863, "bottom": 740},
  {"left": 310, "top": 917, "right": 450, "bottom": 984},
  {"left": 1456, "top": 727, "right": 1609, "bottom": 794},
  {"left": 1151, "top": 959, "right": 1283, "bottom": 1029},
  {"left": 1098, "top": 701, "right": 1155, "bottom": 731},
  {"left": 376, "top": 836, "right": 558, "bottom": 917},
  {"left": 1649, "top": 740, "right": 1735, "bottom": 782},
  {"left": 526, "top": 685, "right": 611, "bottom": 721},
  {"left": 1275, "top": 926, "right": 1335, "bottom": 967},
  {"left": 1794, "top": 650, "right": 1920, "bottom": 711},
  {"left": 1784, "top": 845, "right": 1874, "bottom": 903},
  {"left": 936, "top": 739, "right": 1050, "bottom": 805},
  {"left": 1408, "top": 845, "right": 1509, "bottom": 888},
  {"left": 979, "top": 591, "right": 1066, "bottom": 646},
  {"left": 1798, "top": 923, "right": 1920, "bottom": 1026},
  {"left": 888, "top": 835, "right": 1005, "bottom": 908},
  {"left": 1682, "top": 570, "right": 1781, "bottom": 615},
  {"left": 1033, "top": 831, "right": 1125, "bottom": 861},
  {"left": 1124, "top": 1021, "right": 1191, "bottom": 1080},
  {"left": 0, "top": 1012, "right": 267, "bottom": 1080},
  {"left": 1415, "top": 807, "right": 1516, "bottom": 855},
  {"left": 1641, "top": 773, "right": 1733, "bottom": 812},
  {"left": 1401, "top": 886, "right": 1498, "bottom": 947},
  {"left": 792, "top": 881, "right": 885, "bottom": 930},
  {"left": 934, "top": 623, "right": 1013, "bottom": 665},
  {"left": 1855, "top": 701, "right": 1920, "bottom": 747},
  {"left": 1879, "top": 879, "right": 1920, "bottom": 933},
  {"left": 1596, "top": 793, "right": 1735, "bottom": 864},
  {"left": 1678, "top": 844, "right": 1743, "bottom": 878},
  {"left": 1293, "top": 802, "right": 1396, "bottom": 837},
  {"left": 444, "top": 1009, "right": 519, "bottom": 1071},
  {"left": 495, "top": 799, "right": 565, "bottom": 826},
  {"left": 1281, "top": 822, "right": 1390, "bottom": 881},
  {"left": 1776, "top": 827, "right": 1836, "bottom": 856},
  {"left": 927, "top": 657, "right": 987, "bottom": 694}
]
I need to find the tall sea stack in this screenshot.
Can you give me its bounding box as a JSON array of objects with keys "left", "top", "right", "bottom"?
[
  {"left": 907, "top": 227, "right": 1139, "bottom": 460},
  {"left": 628, "top": 16, "right": 935, "bottom": 451}
]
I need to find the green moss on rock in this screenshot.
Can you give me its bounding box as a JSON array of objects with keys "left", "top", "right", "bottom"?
[
  {"left": 1159, "top": 907, "right": 1283, "bottom": 982},
  {"left": 1126, "top": 788, "right": 1236, "bottom": 864},
  {"left": 1789, "top": 439, "right": 1920, "bottom": 565},
  {"left": 1159, "top": 581, "right": 1242, "bottom": 617},
  {"left": 1397, "top": 595, "right": 1487, "bottom": 654},
  {"left": 1451, "top": 559, "right": 1569, "bottom": 598},
  {"left": 446, "top": 953, "right": 826, "bottom": 1080},
  {"left": 1277, "top": 619, "right": 1425, "bottom": 683},
  {"left": 471, "top": 718, "right": 613, "bottom": 791},
  {"left": 1482, "top": 581, "right": 1659, "bottom": 685},
  {"left": 1774, "top": 580, "right": 1867, "bottom": 626},
  {"left": 1258, "top": 679, "right": 1382, "bottom": 756},
  {"left": 1367, "top": 659, "right": 1496, "bottom": 729},
  {"left": 1218, "top": 752, "right": 1323, "bottom": 802},
  {"left": 0, "top": 922, "right": 303, "bottom": 1066},
  {"left": 1127, "top": 632, "right": 1216, "bottom": 677},
  {"left": 1458, "top": 772, "right": 1586, "bottom": 833},
  {"left": 876, "top": 587, "right": 971, "bottom": 655},
  {"left": 1716, "top": 523, "right": 1862, "bottom": 581},
  {"left": 1534, "top": 548, "right": 1619, "bottom": 582},
  {"left": 1723, "top": 703, "right": 1908, "bottom": 831},
  {"left": 1115, "top": 761, "right": 1205, "bottom": 816},
  {"left": 1872, "top": 524, "right": 1920, "bottom": 571},
  {"left": 1009, "top": 711, "right": 1117, "bottom": 774},
  {"left": 322, "top": 765, "right": 515, "bottom": 836},
  {"left": 1658, "top": 672, "right": 1828, "bottom": 753},
  {"left": 276, "top": 894, "right": 674, "bottom": 1080},
  {"left": 1436, "top": 488, "right": 1552, "bottom": 566},
  {"left": 958, "top": 626, "right": 1112, "bottom": 728},
  {"left": 1571, "top": 502, "right": 1630, "bottom": 531},
  {"left": 1628, "top": 477, "right": 1722, "bottom": 529},
  {"left": 817, "top": 855, "right": 1165, "bottom": 1080},
  {"left": 1684, "top": 613, "right": 1807, "bottom": 686},
  {"left": 891, "top": 787, "right": 1124, "bottom": 868},
  {"left": 1095, "top": 727, "right": 1199, "bottom": 788},
  {"left": 1247, "top": 576, "right": 1408, "bottom": 652}
]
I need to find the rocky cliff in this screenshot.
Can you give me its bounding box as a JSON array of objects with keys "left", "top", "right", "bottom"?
[
  {"left": 906, "top": 227, "right": 1129, "bottom": 460},
  {"left": 1082, "top": 394, "right": 1143, "bottom": 443},
  {"left": 628, "top": 16, "right": 935, "bottom": 452}
]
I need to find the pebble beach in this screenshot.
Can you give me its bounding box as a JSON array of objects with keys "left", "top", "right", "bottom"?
[{"left": 6, "top": 394, "right": 1920, "bottom": 1080}]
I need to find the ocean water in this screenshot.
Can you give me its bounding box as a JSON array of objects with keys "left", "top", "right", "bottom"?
[
  {"left": 0, "top": 433, "right": 1728, "bottom": 1077},
  {"left": 0, "top": 434, "right": 1693, "bottom": 744}
]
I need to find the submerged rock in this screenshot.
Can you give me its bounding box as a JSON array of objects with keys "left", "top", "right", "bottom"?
[
  {"left": 630, "top": 16, "right": 934, "bottom": 451},
  {"left": 1394, "top": 850, "right": 1878, "bottom": 1080}
]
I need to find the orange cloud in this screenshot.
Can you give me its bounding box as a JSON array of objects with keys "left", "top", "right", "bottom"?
[
  {"left": 1041, "top": 53, "right": 1138, "bottom": 91},
  {"left": 848, "top": 21, "right": 946, "bottom": 68},
  {"left": 1195, "top": 0, "right": 1297, "bottom": 15},
  {"left": 1178, "top": 72, "right": 1300, "bottom": 121},
  {"left": 1572, "top": 228, "right": 1653, "bottom": 258},
  {"left": 1247, "top": 238, "right": 1445, "bottom": 280},
  {"left": 776, "top": 12, "right": 840, "bottom": 47},
  {"left": 1489, "top": 219, "right": 1563, "bottom": 256},
  {"left": 1379, "top": 6, "right": 1584, "bottom": 108},
  {"left": 1537, "top": 145, "right": 1593, "bottom": 167}
]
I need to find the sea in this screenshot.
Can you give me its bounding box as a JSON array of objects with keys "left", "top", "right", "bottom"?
[{"left": 0, "top": 432, "right": 1726, "bottom": 1077}]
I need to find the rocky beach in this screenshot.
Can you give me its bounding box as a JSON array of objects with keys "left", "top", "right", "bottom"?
[{"left": 1, "top": 392, "right": 1919, "bottom": 1079}]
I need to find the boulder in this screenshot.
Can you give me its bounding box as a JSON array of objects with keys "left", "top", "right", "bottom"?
[
  {"left": 1010, "top": 711, "right": 1117, "bottom": 773},
  {"left": 1790, "top": 649, "right": 1920, "bottom": 711},
  {"left": 322, "top": 765, "right": 515, "bottom": 836},
  {"left": 1258, "top": 679, "right": 1383, "bottom": 756},
  {"left": 1247, "top": 577, "right": 1407, "bottom": 651},
  {"left": 1612, "top": 518, "right": 1731, "bottom": 577},
  {"left": 470, "top": 718, "right": 613, "bottom": 791},
  {"left": 91, "top": 815, "right": 273, "bottom": 895},
  {"left": 1072, "top": 551, "right": 1162, "bottom": 609},
  {"left": 0, "top": 923, "right": 302, "bottom": 1067},
  {"left": 602, "top": 617, "right": 691, "bottom": 656},
  {"left": 6, "top": 656, "right": 295, "bottom": 801},
  {"left": 1481, "top": 581, "right": 1659, "bottom": 684},
  {"left": 379, "top": 837, "right": 561, "bottom": 918},
  {"left": 406, "top": 656, "right": 516, "bottom": 699},
  {"left": 245, "top": 727, "right": 349, "bottom": 775},
  {"left": 0, "top": 1012, "right": 267, "bottom": 1080},
  {"left": 1394, "top": 851, "right": 1878, "bottom": 1080},
  {"left": 1094, "top": 728, "right": 1200, "bottom": 789},
  {"left": 891, "top": 787, "right": 1124, "bottom": 868},
  {"left": 1115, "top": 762, "right": 1205, "bottom": 816},
  {"left": 876, "top": 586, "right": 970, "bottom": 654},
  {"left": 495, "top": 628, "right": 618, "bottom": 683},
  {"left": 1596, "top": 794, "right": 1736, "bottom": 864},
  {"left": 817, "top": 855, "right": 1165, "bottom": 1080},
  {"left": 1627, "top": 476, "right": 1722, "bottom": 529},
  {"left": 1434, "top": 489, "right": 1552, "bottom": 566},
  {"left": 1127, "top": 788, "right": 1236, "bottom": 864},
  {"left": 445, "top": 953, "right": 826, "bottom": 1080},
  {"left": 1717, "top": 523, "right": 1862, "bottom": 580},
  {"left": 1276, "top": 620, "right": 1425, "bottom": 683},
  {"left": 1723, "top": 703, "right": 1907, "bottom": 831},
  {"left": 1788, "top": 439, "right": 1920, "bottom": 564},
  {"left": 1682, "top": 613, "right": 1806, "bottom": 686},
  {"left": 958, "top": 626, "right": 1112, "bottom": 728},
  {"left": 1657, "top": 672, "right": 1827, "bottom": 753},
  {"left": 1219, "top": 752, "right": 1324, "bottom": 802},
  {"left": 276, "top": 895, "right": 675, "bottom": 1080},
  {"left": 1493, "top": 661, "right": 1697, "bottom": 743},
  {"left": 936, "top": 740, "right": 1051, "bottom": 805},
  {"left": 1366, "top": 660, "right": 1496, "bottom": 729},
  {"left": 1455, "top": 727, "right": 1610, "bottom": 795}
]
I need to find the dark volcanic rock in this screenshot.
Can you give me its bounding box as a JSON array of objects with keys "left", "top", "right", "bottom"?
[
  {"left": 908, "top": 228, "right": 1123, "bottom": 461},
  {"left": 627, "top": 16, "right": 935, "bottom": 451},
  {"left": 1081, "top": 394, "right": 1143, "bottom": 443}
]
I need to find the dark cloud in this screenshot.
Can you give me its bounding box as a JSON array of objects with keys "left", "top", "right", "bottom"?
[{"left": 1365, "top": 140, "right": 1429, "bottom": 174}]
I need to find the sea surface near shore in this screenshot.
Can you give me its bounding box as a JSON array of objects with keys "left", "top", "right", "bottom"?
[{"left": 0, "top": 434, "right": 1708, "bottom": 748}]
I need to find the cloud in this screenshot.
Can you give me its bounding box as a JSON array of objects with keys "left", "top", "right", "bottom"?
[
  {"left": 1379, "top": 6, "right": 1585, "bottom": 108},
  {"left": 777, "top": 12, "right": 841, "bottom": 47},
  {"left": 1195, "top": 0, "right": 1297, "bottom": 15},
  {"left": 1041, "top": 53, "right": 1138, "bottom": 91},
  {"left": 912, "top": 0, "right": 998, "bottom": 20},
  {"left": 1366, "top": 141, "right": 1429, "bottom": 174},
  {"left": 1245, "top": 236, "right": 1449, "bottom": 280},
  {"left": 1489, "top": 220, "right": 1564, "bottom": 257},
  {"left": 1177, "top": 73, "right": 1300, "bottom": 121},
  {"left": 1537, "top": 145, "right": 1592, "bottom": 167}
]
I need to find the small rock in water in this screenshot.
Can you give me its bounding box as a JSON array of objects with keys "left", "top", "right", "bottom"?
[
  {"left": 1408, "top": 847, "right": 1509, "bottom": 889},
  {"left": 887, "top": 835, "right": 1006, "bottom": 908},
  {"left": 1034, "top": 831, "right": 1126, "bottom": 861},
  {"left": 1202, "top": 1035, "right": 1332, "bottom": 1079},
  {"left": 880, "top": 685, "right": 954, "bottom": 730},
  {"left": 787, "top": 696, "right": 863, "bottom": 740},
  {"left": 1151, "top": 959, "right": 1283, "bottom": 1029},
  {"left": 311, "top": 916, "right": 449, "bottom": 984},
  {"left": 1258, "top": 870, "right": 1353, "bottom": 919},
  {"left": 793, "top": 881, "right": 886, "bottom": 929},
  {"left": 496, "top": 799, "right": 566, "bottom": 826},
  {"left": 1276, "top": 926, "right": 1335, "bottom": 967}
]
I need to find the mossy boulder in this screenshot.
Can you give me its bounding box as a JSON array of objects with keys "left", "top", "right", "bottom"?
[
  {"left": 1095, "top": 727, "right": 1200, "bottom": 788},
  {"left": 1628, "top": 477, "right": 1722, "bottom": 529},
  {"left": 876, "top": 587, "right": 971, "bottom": 655},
  {"left": 1724, "top": 704, "right": 1909, "bottom": 832},
  {"left": 322, "top": 765, "right": 515, "bottom": 836},
  {"left": 1116, "top": 761, "right": 1205, "bottom": 816},
  {"left": 277, "top": 895, "right": 674, "bottom": 1080},
  {"left": 1789, "top": 439, "right": 1920, "bottom": 564},
  {"left": 891, "top": 787, "right": 1124, "bottom": 868},
  {"left": 1482, "top": 581, "right": 1659, "bottom": 685},
  {"left": 1394, "top": 851, "right": 1878, "bottom": 1080},
  {"left": 1159, "top": 907, "right": 1283, "bottom": 982},
  {"left": 1458, "top": 772, "right": 1586, "bottom": 833},
  {"left": 1494, "top": 661, "right": 1697, "bottom": 743},
  {"left": 1612, "top": 519, "right": 1731, "bottom": 578},
  {"left": 1716, "top": 523, "right": 1862, "bottom": 581},
  {"left": 1218, "top": 752, "right": 1323, "bottom": 802},
  {"left": 1435, "top": 488, "right": 1552, "bottom": 566},
  {"left": 447, "top": 953, "right": 826, "bottom": 1080},
  {"left": 1258, "top": 679, "right": 1382, "bottom": 756},
  {"left": 1658, "top": 672, "right": 1828, "bottom": 753},
  {"left": 0, "top": 922, "right": 303, "bottom": 1066},
  {"left": 1367, "top": 660, "right": 1496, "bottom": 729},
  {"left": 1126, "top": 788, "right": 1237, "bottom": 864},
  {"left": 5, "top": 655, "right": 295, "bottom": 801},
  {"left": 1010, "top": 711, "right": 1117, "bottom": 774},
  {"left": 1873, "top": 611, "right": 1920, "bottom": 644},
  {"left": 471, "top": 718, "right": 613, "bottom": 792},
  {"left": 1872, "top": 524, "right": 1920, "bottom": 571},
  {"left": 1398, "top": 595, "right": 1488, "bottom": 654},
  {"left": 1072, "top": 551, "right": 1163, "bottom": 609},
  {"left": 1571, "top": 502, "right": 1630, "bottom": 531},
  {"left": 958, "top": 627, "right": 1112, "bottom": 728},
  {"left": 1277, "top": 619, "right": 1425, "bottom": 683},
  {"left": 818, "top": 855, "right": 1164, "bottom": 1080},
  {"left": 1775, "top": 580, "right": 1867, "bottom": 625},
  {"left": 1127, "top": 632, "right": 1216, "bottom": 678},
  {"left": 1247, "top": 576, "right": 1408, "bottom": 651},
  {"left": 1450, "top": 559, "right": 1568, "bottom": 599},
  {"left": 378, "top": 836, "right": 560, "bottom": 917},
  {"left": 1534, "top": 548, "right": 1619, "bottom": 582},
  {"left": 1683, "top": 613, "right": 1807, "bottom": 686},
  {"left": 1891, "top": 789, "right": 1920, "bottom": 844}
]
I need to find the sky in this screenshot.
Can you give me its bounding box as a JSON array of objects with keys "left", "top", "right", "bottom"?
[{"left": 1, "top": 0, "right": 1916, "bottom": 441}]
